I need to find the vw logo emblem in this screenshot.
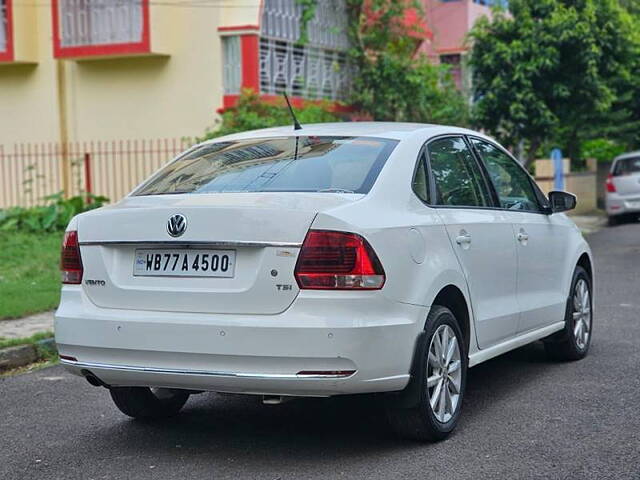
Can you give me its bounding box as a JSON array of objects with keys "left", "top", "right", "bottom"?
[{"left": 167, "top": 214, "right": 187, "bottom": 237}]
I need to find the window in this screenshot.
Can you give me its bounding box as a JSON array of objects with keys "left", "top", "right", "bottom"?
[
  {"left": 52, "top": 0, "right": 153, "bottom": 59},
  {"left": 412, "top": 151, "right": 429, "bottom": 202},
  {"left": 440, "top": 54, "right": 462, "bottom": 89},
  {"left": 57, "top": 0, "right": 144, "bottom": 48},
  {"left": 222, "top": 36, "right": 241, "bottom": 95},
  {"left": 427, "top": 137, "right": 491, "bottom": 207},
  {"left": 134, "top": 136, "right": 398, "bottom": 196},
  {"left": 471, "top": 139, "right": 540, "bottom": 212},
  {"left": 473, "top": 0, "right": 508, "bottom": 6},
  {"left": 0, "top": 0, "right": 7, "bottom": 54},
  {"left": 613, "top": 157, "right": 640, "bottom": 176},
  {"left": 440, "top": 54, "right": 461, "bottom": 65}
]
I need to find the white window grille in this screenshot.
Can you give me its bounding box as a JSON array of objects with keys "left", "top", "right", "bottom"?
[
  {"left": 260, "top": 0, "right": 353, "bottom": 101},
  {"left": 222, "top": 36, "right": 241, "bottom": 95},
  {"left": 58, "top": 0, "right": 143, "bottom": 47},
  {"left": 261, "top": 0, "right": 350, "bottom": 50},
  {"left": 0, "top": 0, "right": 7, "bottom": 53}
]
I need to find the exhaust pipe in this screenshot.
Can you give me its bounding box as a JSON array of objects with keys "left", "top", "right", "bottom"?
[
  {"left": 262, "top": 395, "right": 292, "bottom": 405},
  {"left": 80, "top": 369, "right": 109, "bottom": 388}
]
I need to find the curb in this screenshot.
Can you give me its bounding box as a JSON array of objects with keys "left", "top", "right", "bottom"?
[
  {"left": 0, "top": 345, "right": 38, "bottom": 370},
  {"left": 36, "top": 337, "right": 58, "bottom": 356},
  {"left": 0, "top": 338, "right": 57, "bottom": 371}
]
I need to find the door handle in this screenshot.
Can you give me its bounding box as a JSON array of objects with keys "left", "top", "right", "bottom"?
[
  {"left": 455, "top": 232, "right": 472, "bottom": 245},
  {"left": 517, "top": 232, "right": 529, "bottom": 242}
]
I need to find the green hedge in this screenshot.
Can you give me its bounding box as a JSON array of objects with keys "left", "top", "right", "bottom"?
[{"left": 0, "top": 192, "right": 108, "bottom": 233}]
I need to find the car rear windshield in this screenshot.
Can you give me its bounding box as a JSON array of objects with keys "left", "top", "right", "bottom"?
[
  {"left": 133, "top": 136, "right": 398, "bottom": 196},
  {"left": 613, "top": 157, "right": 640, "bottom": 176}
]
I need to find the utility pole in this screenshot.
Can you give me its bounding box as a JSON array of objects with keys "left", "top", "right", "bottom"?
[{"left": 56, "top": 59, "right": 71, "bottom": 197}]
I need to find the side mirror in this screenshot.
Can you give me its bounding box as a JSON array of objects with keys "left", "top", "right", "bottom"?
[{"left": 548, "top": 191, "right": 577, "bottom": 213}]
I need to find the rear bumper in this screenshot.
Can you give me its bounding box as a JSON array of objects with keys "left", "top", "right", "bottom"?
[
  {"left": 606, "top": 194, "right": 640, "bottom": 216},
  {"left": 55, "top": 287, "right": 426, "bottom": 396}
]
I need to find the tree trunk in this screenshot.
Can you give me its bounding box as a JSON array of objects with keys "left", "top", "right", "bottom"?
[{"left": 523, "top": 138, "right": 541, "bottom": 170}]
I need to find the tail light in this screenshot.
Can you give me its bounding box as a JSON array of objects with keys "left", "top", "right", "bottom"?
[
  {"left": 606, "top": 174, "right": 617, "bottom": 193},
  {"left": 61, "top": 231, "right": 83, "bottom": 284},
  {"left": 294, "top": 230, "right": 385, "bottom": 290}
]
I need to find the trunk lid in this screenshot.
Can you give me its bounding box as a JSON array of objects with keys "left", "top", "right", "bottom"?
[
  {"left": 612, "top": 172, "right": 640, "bottom": 197},
  {"left": 77, "top": 193, "right": 361, "bottom": 315}
]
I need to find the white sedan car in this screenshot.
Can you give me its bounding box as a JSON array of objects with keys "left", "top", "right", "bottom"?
[{"left": 55, "top": 123, "right": 593, "bottom": 441}]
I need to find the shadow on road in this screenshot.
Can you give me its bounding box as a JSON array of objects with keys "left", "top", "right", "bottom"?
[{"left": 88, "top": 342, "right": 561, "bottom": 460}]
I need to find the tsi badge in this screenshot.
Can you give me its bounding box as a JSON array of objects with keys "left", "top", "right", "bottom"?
[{"left": 167, "top": 213, "right": 187, "bottom": 237}]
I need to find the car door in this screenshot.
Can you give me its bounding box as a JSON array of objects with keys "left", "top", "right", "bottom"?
[
  {"left": 470, "top": 138, "right": 569, "bottom": 334},
  {"left": 425, "top": 136, "right": 520, "bottom": 349}
]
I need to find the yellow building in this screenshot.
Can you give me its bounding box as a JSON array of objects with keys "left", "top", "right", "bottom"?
[
  {"left": 0, "top": 0, "right": 353, "bottom": 206},
  {"left": 0, "top": 0, "right": 352, "bottom": 145}
]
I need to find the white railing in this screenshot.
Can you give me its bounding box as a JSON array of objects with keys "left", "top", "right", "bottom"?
[
  {"left": 259, "top": 0, "right": 352, "bottom": 101},
  {"left": 58, "top": 0, "right": 143, "bottom": 47},
  {"left": 259, "top": 39, "right": 353, "bottom": 101},
  {"left": 261, "top": 0, "right": 350, "bottom": 50},
  {"left": 0, "top": 0, "right": 7, "bottom": 53}
]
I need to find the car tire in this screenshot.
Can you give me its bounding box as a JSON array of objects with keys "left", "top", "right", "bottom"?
[
  {"left": 109, "top": 387, "right": 190, "bottom": 419},
  {"left": 607, "top": 215, "right": 619, "bottom": 226},
  {"left": 544, "top": 266, "right": 592, "bottom": 361},
  {"left": 386, "top": 305, "right": 467, "bottom": 442}
]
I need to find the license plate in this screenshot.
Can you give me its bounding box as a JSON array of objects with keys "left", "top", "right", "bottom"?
[
  {"left": 133, "top": 249, "right": 236, "bottom": 277},
  {"left": 626, "top": 200, "right": 640, "bottom": 209}
]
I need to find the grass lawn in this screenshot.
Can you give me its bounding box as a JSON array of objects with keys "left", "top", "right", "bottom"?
[{"left": 0, "top": 231, "right": 63, "bottom": 320}]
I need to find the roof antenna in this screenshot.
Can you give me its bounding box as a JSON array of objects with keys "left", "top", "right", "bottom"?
[{"left": 283, "top": 92, "right": 302, "bottom": 131}]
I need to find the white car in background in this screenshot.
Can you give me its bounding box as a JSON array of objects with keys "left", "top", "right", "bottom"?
[
  {"left": 55, "top": 123, "right": 593, "bottom": 441},
  {"left": 605, "top": 151, "right": 640, "bottom": 225}
]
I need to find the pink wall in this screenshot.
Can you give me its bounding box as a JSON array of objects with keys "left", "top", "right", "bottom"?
[{"left": 419, "top": 0, "right": 492, "bottom": 59}]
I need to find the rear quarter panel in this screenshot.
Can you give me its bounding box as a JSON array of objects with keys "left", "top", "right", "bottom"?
[{"left": 310, "top": 131, "right": 478, "bottom": 353}]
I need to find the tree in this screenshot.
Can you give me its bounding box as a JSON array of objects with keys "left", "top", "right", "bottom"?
[
  {"left": 469, "top": 0, "right": 637, "bottom": 166},
  {"left": 352, "top": 54, "right": 469, "bottom": 125},
  {"left": 346, "top": 0, "right": 469, "bottom": 126},
  {"left": 202, "top": 90, "right": 341, "bottom": 141}
]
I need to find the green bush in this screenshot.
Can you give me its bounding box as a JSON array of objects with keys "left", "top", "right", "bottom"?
[
  {"left": 0, "top": 192, "right": 108, "bottom": 233},
  {"left": 581, "top": 138, "right": 626, "bottom": 163},
  {"left": 201, "top": 89, "right": 343, "bottom": 141}
]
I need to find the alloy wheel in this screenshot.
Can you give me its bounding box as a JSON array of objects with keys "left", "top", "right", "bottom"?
[
  {"left": 427, "top": 324, "right": 462, "bottom": 423},
  {"left": 573, "top": 278, "right": 591, "bottom": 350}
]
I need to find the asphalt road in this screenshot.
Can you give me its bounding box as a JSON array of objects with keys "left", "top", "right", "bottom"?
[{"left": 2, "top": 220, "right": 639, "bottom": 480}]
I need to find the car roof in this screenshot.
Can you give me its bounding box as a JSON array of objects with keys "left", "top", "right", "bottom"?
[
  {"left": 202, "top": 122, "right": 484, "bottom": 143},
  {"left": 614, "top": 151, "right": 640, "bottom": 162}
]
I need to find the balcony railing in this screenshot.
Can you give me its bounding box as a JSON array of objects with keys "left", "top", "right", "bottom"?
[
  {"left": 259, "top": 39, "right": 353, "bottom": 101},
  {"left": 54, "top": 0, "right": 150, "bottom": 58},
  {"left": 259, "top": 0, "right": 352, "bottom": 101}
]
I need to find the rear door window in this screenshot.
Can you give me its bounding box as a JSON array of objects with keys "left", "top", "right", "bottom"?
[
  {"left": 134, "top": 136, "right": 398, "bottom": 196},
  {"left": 427, "top": 136, "right": 492, "bottom": 207}
]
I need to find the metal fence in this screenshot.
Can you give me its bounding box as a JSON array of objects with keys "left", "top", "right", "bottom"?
[{"left": 0, "top": 138, "right": 193, "bottom": 209}]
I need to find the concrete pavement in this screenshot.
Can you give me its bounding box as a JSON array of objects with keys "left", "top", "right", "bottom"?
[{"left": 0, "top": 311, "right": 54, "bottom": 339}]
